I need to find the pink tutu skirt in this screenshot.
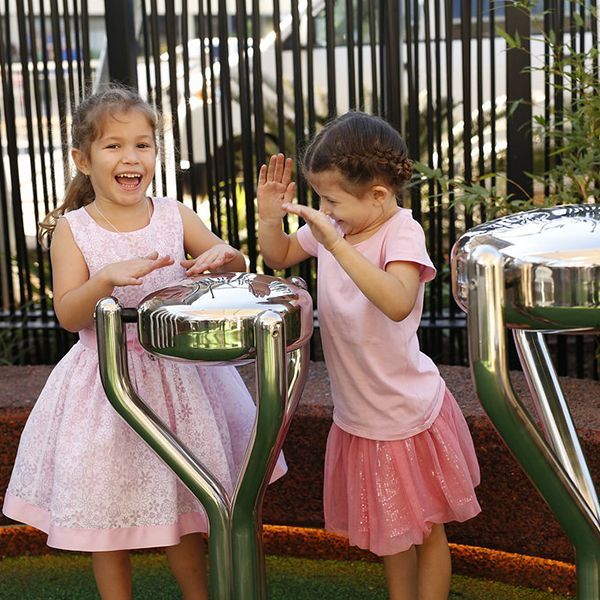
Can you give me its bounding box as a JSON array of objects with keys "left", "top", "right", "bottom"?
[{"left": 323, "top": 387, "right": 481, "bottom": 556}]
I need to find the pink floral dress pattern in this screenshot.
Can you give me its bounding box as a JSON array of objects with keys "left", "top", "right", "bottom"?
[{"left": 3, "top": 197, "right": 286, "bottom": 551}]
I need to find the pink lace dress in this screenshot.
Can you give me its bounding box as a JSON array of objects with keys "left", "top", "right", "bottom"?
[{"left": 3, "top": 197, "right": 286, "bottom": 552}]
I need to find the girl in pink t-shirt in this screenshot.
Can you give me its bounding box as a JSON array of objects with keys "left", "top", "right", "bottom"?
[{"left": 257, "top": 111, "right": 480, "bottom": 599}]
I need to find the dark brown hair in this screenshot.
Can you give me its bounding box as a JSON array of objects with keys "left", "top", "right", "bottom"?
[
  {"left": 301, "top": 111, "right": 413, "bottom": 198},
  {"left": 38, "top": 84, "right": 159, "bottom": 244}
]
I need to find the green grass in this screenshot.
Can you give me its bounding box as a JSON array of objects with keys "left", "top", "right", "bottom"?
[{"left": 0, "top": 553, "right": 571, "bottom": 599}]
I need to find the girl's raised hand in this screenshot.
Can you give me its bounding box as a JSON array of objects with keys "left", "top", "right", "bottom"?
[
  {"left": 257, "top": 154, "right": 296, "bottom": 223},
  {"left": 282, "top": 202, "right": 342, "bottom": 253},
  {"left": 181, "top": 243, "right": 240, "bottom": 275},
  {"left": 100, "top": 252, "right": 174, "bottom": 287}
]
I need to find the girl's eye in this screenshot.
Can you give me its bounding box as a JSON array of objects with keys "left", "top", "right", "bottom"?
[
  {"left": 138, "top": 143, "right": 152, "bottom": 149},
  {"left": 106, "top": 144, "right": 119, "bottom": 149}
]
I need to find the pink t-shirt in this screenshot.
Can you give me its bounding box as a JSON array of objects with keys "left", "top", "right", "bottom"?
[{"left": 296, "top": 208, "right": 445, "bottom": 440}]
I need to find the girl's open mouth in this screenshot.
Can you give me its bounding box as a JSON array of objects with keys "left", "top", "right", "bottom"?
[{"left": 115, "top": 173, "right": 142, "bottom": 189}]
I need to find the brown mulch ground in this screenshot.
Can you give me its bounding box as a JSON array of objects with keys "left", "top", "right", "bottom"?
[{"left": 1, "top": 361, "right": 598, "bottom": 597}]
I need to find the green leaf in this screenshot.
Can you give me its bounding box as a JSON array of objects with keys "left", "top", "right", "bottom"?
[{"left": 496, "top": 26, "right": 522, "bottom": 50}]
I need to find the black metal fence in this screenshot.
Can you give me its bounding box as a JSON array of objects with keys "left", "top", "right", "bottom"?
[{"left": 0, "top": 0, "right": 598, "bottom": 377}]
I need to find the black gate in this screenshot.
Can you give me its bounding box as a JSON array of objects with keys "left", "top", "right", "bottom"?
[{"left": 0, "top": 0, "right": 598, "bottom": 378}]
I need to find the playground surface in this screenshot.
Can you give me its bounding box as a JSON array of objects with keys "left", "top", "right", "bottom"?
[{"left": 0, "top": 553, "right": 571, "bottom": 600}]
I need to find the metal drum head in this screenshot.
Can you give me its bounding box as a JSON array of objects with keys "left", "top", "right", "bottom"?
[
  {"left": 137, "top": 272, "right": 313, "bottom": 364},
  {"left": 451, "top": 204, "right": 600, "bottom": 330}
]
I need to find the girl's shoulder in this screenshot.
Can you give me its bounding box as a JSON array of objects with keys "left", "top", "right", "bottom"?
[
  {"left": 151, "top": 196, "right": 179, "bottom": 211},
  {"left": 148, "top": 196, "right": 184, "bottom": 221},
  {"left": 387, "top": 208, "right": 425, "bottom": 237},
  {"left": 378, "top": 207, "right": 424, "bottom": 238},
  {"left": 149, "top": 197, "right": 186, "bottom": 238},
  {"left": 391, "top": 207, "right": 419, "bottom": 224},
  {"left": 61, "top": 204, "right": 91, "bottom": 229}
]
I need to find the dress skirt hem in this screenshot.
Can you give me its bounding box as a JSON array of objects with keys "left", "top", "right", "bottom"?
[
  {"left": 323, "top": 387, "right": 481, "bottom": 557},
  {"left": 3, "top": 493, "right": 208, "bottom": 552}
]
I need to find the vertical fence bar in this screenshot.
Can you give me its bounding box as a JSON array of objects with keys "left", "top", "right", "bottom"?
[
  {"left": 423, "top": 0, "right": 437, "bottom": 355},
  {"left": 15, "top": 0, "right": 39, "bottom": 362},
  {"left": 323, "top": 0, "right": 336, "bottom": 119},
  {"left": 217, "top": 0, "right": 239, "bottom": 247},
  {"left": 356, "top": 0, "right": 364, "bottom": 110},
  {"left": 445, "top": 0, "right": 458, "bottom": 360},
  {"left": 0, "top": 0, "right": 597, "bottom": 376},
  {"left": 460, "top": 0, "right": 473, "bottom": 231},
  {"left": 367, "top": 0, "right": 379, "bottom": 113},
  {"left": 476, "top": 0, "right": 485, "bottom": 222},
  {"left": 345, "top": 0, "right": 356, "bottom": 111},
  {"left": 505, "top": 0, "right": 533, "bottom": 200},
  {"left": 104, "top": 0, "right": 138, "bottom": 88},
  {"left": 164, "top": 2, "right": 182, "bottom": 202},
  {"left": 81, "top": 0, "right": 92, "bottom": 90},
  {"left": 404, "top": 0, "right": 421, "bottom": 221},
  {"left": 235, "top": 0, "right": 257, "bottom": 268},
  {"left": 305, "top": 0, "right": 316, "bottom": 148},
  {"left": 273, "top": 0, "right": 288, "bottom": 152},
  {"left": 0, "top": 5, "right": 16, "bottom": 321},
  {"left": 433, "top": 0, "right": 444, "bottom": 344},
  {"left": 26, "top": 0, "right": 51, "bottom": 360},
  {"left": 62, "top": 0, "right": 76, "bottom": 110},
  {"left": 198, "top": 0, "right": 221, "bottom": 234}
]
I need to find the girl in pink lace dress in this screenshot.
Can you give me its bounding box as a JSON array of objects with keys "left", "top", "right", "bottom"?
[
  {"left": 3, "top": 86, "right": 285, "bottom": 600},
  {"left": 257, "top": 112, "right": 480, "bottom": 599}
]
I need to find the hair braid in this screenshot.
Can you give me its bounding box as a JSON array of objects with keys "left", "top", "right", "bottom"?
[{"left": 301, "top": 111, "right": 412, "bottom": 197}]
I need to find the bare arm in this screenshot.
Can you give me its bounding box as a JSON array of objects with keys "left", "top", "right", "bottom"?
[
  {"left": 51, "top": 218, "right": 174, "bottom": 332},
  {"left": 178, "top": 202, "right": 247, "bottom": 273},
  {"left": 283, "top": 203, "right": 421, "bottom": 321},
  {"left": 256, "top": 154, "right": 310, "bottom": 269}
]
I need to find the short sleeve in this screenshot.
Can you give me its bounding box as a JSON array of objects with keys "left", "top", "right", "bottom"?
[
  {"left": 296, "top": 224, "right": 319, "bottom": 257},
  {"left": 383, "top": 215, "right": 436, "bottom": 283}
]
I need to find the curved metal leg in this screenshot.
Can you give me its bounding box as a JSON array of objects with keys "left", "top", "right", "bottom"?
[
  {"left": 96, "top": 299, "right": 311, "bottom": 600},
  {"left": 513, "top": 329, "right": 600, "bottom": 520},
  {"left": 466, "top": 246, "right": 600, "bottom": 599},
  {"left": 230, "top": 314, "right": 309, "bottom": 599},
  {"left": 95, "top": 297, "right": 234, "bottom": 599}
]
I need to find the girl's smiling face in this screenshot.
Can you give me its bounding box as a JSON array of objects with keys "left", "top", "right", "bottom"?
[
  {"left": 307, "top": 169, "right": 397, "bottom": 240},
  {"left": 72, "top": 109, "right": 156, "bottom": 208}
]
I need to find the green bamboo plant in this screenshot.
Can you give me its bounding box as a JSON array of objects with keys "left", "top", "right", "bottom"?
[{"left": 411, "top": 0, "right": 599, "bottom": 217}]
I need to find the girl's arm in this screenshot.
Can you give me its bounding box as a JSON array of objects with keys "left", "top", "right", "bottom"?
[
  {"left": 283, "top": 203, "right": 421, "bottom": 321},
  {"left": 51, "top": 218, "right": 174, "bottom": 332},
  {"left": 257, "top": 154, "right": 310, "bottom": 269},
  {"left": 331, "top": 241, "right": 421, "bottom": 321},
  {"left": 178, "top": 203, "right": 247, "bottom": 274}
]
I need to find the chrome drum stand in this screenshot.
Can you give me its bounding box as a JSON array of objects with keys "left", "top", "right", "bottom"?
[
  {"left": 95, "top": 273, "right": 313, "bottom": 599},
  {"left": 451, "top": 204, "right": 600, "bottom": 599}
]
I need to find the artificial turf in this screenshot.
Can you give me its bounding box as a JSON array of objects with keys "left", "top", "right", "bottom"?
[{"left": 0, "top": 553, "right": 571, "bottom": 599}]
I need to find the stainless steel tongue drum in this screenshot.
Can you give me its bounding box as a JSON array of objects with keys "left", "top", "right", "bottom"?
[
  {"left": 95, "top": 272, "right": 313, "bottom": 599},
  {"left": 451, "top": 204, "right": 600, "bottom": 599}
]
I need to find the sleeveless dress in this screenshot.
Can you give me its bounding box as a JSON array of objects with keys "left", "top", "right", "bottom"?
[{"left": 3, "top": 197, "right": 286, "bottom": 552}]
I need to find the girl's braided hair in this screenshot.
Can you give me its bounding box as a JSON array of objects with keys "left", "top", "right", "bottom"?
[{"left": 300, "top": 111, "right": 413, "bottom": 198}]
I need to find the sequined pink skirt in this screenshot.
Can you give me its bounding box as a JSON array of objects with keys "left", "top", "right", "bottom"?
[{"left": 323, "top": 388, "right": 481, "bottom": 556}]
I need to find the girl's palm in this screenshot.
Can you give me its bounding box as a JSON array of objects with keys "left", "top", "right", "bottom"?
[
  {"left": 181, "top": 244, "right": 238, "bottom": 274},
  {"left": 257, "top": 154, "right": 296, "bottom": 222},
  {"left": 282, "top": 203, "right": 341, "bottom": 252},
  {"left": 103, "top": 252, "right": 174, "bottom": 287}
]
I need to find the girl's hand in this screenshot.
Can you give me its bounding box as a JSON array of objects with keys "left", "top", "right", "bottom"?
[
  {"left": 282, "top": 202, "right": 343, "bottom": 253},
  {"left": 181, "top": 244, "right": 240, "bottom": 275},
  {"left": 100, "top": 252, "right": 174, "bottom": 287},
  {"left": 257, "top": 154, "right": 296, "bottom": 223}
]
